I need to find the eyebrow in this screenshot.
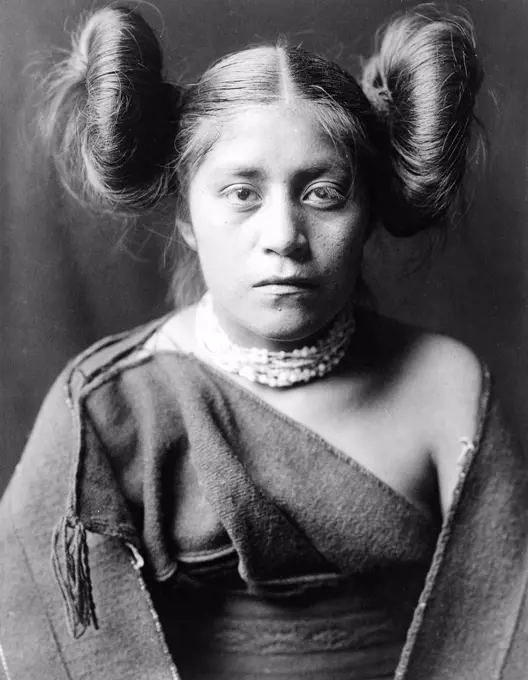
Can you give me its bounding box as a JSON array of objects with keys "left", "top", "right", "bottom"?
[
  {"left": 295, "top": 163, "right": 351, "bottom": 182},
  {"left": 212, "top": 161, "right": 351, "bottom": 181},
  {"left": 216, "top": 168, "right": 263, "bottom": 180}
]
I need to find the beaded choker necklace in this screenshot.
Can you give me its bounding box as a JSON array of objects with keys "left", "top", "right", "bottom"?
[{"left": 195, "top": 292, "right": 355, "bottom": 388}]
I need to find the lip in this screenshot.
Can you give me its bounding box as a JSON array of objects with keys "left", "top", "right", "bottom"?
[
  {"left": 253, "top": 277, "right": 317, "bottom": 297},
  {"left": 253, "top": 276, "right": 316, "bottom": 289}
]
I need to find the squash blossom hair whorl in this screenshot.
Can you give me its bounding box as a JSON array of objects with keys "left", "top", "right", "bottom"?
[
  {"left": 40, "top": 6, "right": 182, "bottom": 212},
  {"left": 361, "top": 6, "right": 484, "bottom": 235}
]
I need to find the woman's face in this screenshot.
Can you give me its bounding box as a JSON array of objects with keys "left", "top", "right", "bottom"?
[{"left": 186, "top": 103, "right": 368, "bottom": 350}]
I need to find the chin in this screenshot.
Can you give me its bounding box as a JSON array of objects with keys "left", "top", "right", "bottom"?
[{"left": 248, "top": 307, "right": 334, "bottom": 348}]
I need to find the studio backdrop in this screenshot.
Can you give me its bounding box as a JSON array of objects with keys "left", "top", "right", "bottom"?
[{"left": 1, "top": 0, "right": 527, "bottom": 491}]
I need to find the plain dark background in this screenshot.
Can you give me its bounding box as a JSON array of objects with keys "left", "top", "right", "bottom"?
[{"left": 1, "top": 0, "right": 527, "bottom": 492}]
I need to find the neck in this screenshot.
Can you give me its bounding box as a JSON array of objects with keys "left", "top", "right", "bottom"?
[
  {"left": 210, "top": 297, "right": 348, "bottom": 352},
  {"left": 215, "top": 314, "right": 333, "bottom": 354}
]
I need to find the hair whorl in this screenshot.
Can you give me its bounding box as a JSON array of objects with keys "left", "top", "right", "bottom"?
[
  {"left": 361, "top": 6, "right": 483, "bottom": 236},
  {"left": 40, "top": 6, "right": 181, "bottom": 212}
]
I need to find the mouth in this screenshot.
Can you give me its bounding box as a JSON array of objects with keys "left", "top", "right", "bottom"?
[
  {"left": 253, "top": 278, "right": 316, "bottom": 295},
  {"left": 254, "top": 276, "right": 316, "bottom": 290}
]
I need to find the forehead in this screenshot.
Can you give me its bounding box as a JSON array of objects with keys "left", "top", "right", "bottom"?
[{"left": 195, "top": 103, "right": 349, "bottom": 178}]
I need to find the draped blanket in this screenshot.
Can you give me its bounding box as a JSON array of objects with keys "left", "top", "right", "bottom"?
[{"left": 1, "top": 319, "right": 527, "bottom": 680}]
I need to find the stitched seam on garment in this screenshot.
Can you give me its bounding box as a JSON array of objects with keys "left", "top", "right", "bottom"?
[
  {"left": 393, "top": 365, "right": 492, "bottom": 680},
  {"left": 66, "top": 314, "right": 172, "bottom": 390},
  {"left": 77, "top": 353, "right": 155, "bottom": 402},
  {"left": 127, "top": 546, "right": 181, "bottom": 680}
]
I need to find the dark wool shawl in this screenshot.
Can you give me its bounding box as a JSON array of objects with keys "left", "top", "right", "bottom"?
[{"left": 1, "top": 319, "right": 527, "bottom": 680}]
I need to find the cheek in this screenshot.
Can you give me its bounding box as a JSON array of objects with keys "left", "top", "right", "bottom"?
[
  {"left": 189, "top": 183, "right": 257, "bottom": 256},
  {"left": 313, "top": 217, "right": 366, "bottom": 270},
  {"left": 188, "top": 200, "right": 246, "bottom": 293},
  {"left": 189, "top": 192, "right": 225, "bottom": 252}
]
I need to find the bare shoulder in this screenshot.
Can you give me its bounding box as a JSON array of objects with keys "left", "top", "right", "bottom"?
[
  {"left": 412, "top": 331, "right": 483, "bottom": 514},
  {"left": 357, "top": 311, "right": 483, "bottom": 515},
  {"left": 407, "top": 328, "right": 483, "bottom": 409},
  {"left": 358, "top": 310, "right": 482, "bottom": 410}
]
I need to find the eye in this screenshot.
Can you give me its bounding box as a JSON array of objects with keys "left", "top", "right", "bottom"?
[
  {"left": 303, "top": 184, "right": 347, "bottom": 208},
  {"left": 223, "top": 185, "right": 261, "bottom": 207}
]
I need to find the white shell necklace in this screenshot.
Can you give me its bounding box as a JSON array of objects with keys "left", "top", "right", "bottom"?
[{"left": 195, "top": 292, "right": 355, "bottom": 388}]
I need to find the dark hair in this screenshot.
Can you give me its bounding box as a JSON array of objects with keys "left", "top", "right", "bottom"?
[
  {"left": 39, "top": 7, "right": 180, "bottom": 210},
  {"left": 39, "top": 3, "right": 483, "bottom": 306},
  {"left": 361, "top": 5, "right": 483, "bottom": 236}
]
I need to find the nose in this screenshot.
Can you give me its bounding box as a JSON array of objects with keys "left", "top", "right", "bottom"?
[{"left": 259, "top": 191, "right": 309, "bottom": 259}]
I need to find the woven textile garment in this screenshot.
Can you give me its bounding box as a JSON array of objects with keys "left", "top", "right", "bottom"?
[{"left": 0, "top": 318, "right": 527, "bottom": 680}]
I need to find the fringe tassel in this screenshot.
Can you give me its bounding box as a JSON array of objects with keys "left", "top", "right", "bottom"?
[{"left": 52, "top": 515, "right": 98, "bottom": 638}]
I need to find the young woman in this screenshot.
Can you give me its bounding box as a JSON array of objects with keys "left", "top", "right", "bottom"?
[{"left": 1, "top": 5, "right": 527, "bottom": 680}]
